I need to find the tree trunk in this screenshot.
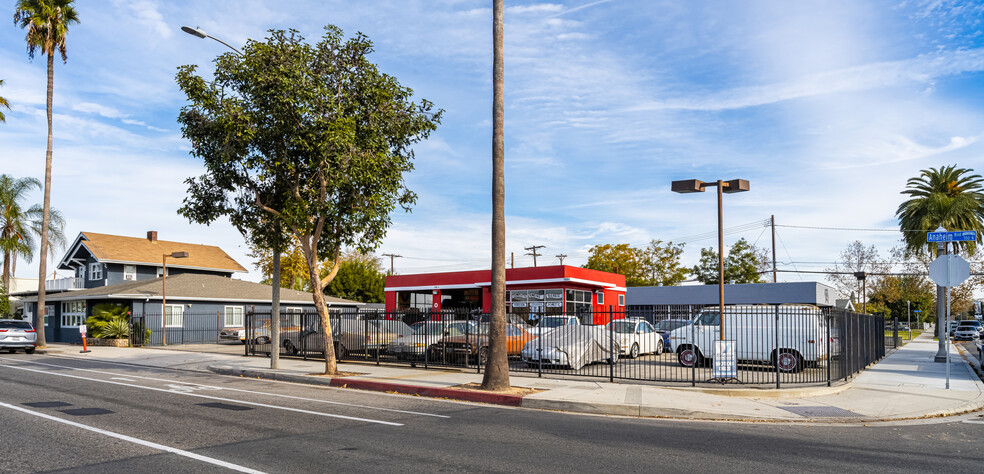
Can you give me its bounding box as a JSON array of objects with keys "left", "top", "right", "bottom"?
[
  {"left": 271, "top": 246, "right": 281, "bottom": 369},
  {"left": 482, "top": 0, "right": 509, "bottom": 391},
  {"left": 302, "top": 243, "right": 337, "bottom": 375},
  {"left": 3, "top": 251, "right": 10, "bottom": 292},
  {"left": 34, "top": 53, "right": 54, "bottom": 347}
]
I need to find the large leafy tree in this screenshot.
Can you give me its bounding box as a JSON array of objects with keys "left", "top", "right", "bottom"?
[
  {"left": 691, "top": 237, "right": 768, "bottom": 284},
  {"left": 247, "top": 239, "right": 311, "bottom": 291},
  {"left": 0, "top": 79, "right": 10, "bottom": 122},
  {"left": 177, "top": 27, "right": 441, "bottom": 375},
  {"left": 824, "top": 240, "right": 889, "bottom": 306},
  {"left": 583, "top": 243, "right": 646, "bottom": 285},
  {"left": 0, "top": 174, "right": 66, "bottom": 293},
  {"left": 324, "top": 252, "right": 385, "bottom": 304},
  {"left": 14, "top": 0, "right": 79, "bottom": 347},
  {"left": 896, "top": 165, "right": 984, "bottom": 256},
  {"left": 640, "top": 239, "right": 687, "bottom": 286}
]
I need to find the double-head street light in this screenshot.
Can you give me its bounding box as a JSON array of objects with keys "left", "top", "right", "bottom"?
[
  {"left": 161, "top": 251, "right": 189, "bottom": 345},
  {"left": 671, "top": 178, "right": 750, "bottom": 340}
]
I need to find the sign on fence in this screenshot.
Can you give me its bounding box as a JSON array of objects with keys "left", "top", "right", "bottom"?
[{"left": 713, "top": 340, "right": 737, "bottom": 379}]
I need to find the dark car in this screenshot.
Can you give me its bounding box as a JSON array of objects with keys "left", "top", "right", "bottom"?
[
  {"left": 653, "top": 318, "right": 691, "bottom": 346},
  {"left": 0, "top": 319, "right": 37, "bottom": 354}
]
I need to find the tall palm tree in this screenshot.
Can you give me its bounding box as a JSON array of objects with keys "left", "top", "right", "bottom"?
[
  {"left": 896, "top": 165, "right": 984, "bottom": 256},
  {"left": 14, "top": 0, "right": 78, "bottom": 345},
  {"left": 0, "top": 79, "right": 10, "bottom": 122},
  {"left": 482, "top": 0, "right": 509, "bottom": 391},
  {"left": 0, "top": 174, "right": 67, "bottom": 298}
]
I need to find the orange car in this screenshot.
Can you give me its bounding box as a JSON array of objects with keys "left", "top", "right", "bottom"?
[{"left": 431, "top": 323, "right": 535, "bottom": 365}]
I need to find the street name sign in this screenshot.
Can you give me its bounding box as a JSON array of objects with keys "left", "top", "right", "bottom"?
[
  {"left": 927, "top": 230, "right": 977, "bottom": 243},
  {"left": 928, "top": 254, "right": 971, "bottom": 287}
]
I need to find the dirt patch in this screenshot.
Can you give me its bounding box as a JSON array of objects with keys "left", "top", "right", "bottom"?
[
  {"left": 306, "top": 371, "right": 365, "bottom": 377},
  {"left": 451, "top": 382, "right": 543, "bottom": 396}
]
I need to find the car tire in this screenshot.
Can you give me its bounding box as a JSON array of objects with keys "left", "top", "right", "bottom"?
[
  {"left": 478, "top": 347, "right": 489, "bottom": 366},
  {"left": 655, "top": 339, "right": 664, "bottom": 356},
  {"left": 775, "top": 350, "right": 802, "bottom": 373},
  {"left": 629, "top": 343, "right": 640, "bottom": 359},
  {"left": 678, "top": 346, "right": 703, "bottom": 368},
  {"left": 25, "top": 347, "right": 35, "bottom": 355},
  {"left": 256, "top": 336, "right": 271, "bottom": 345},
  {"left": 283, "top": 340, "right": 298, "bottom": 356},
  {"left": 337, "top": 343, "right": 348, "bottom": 360}
]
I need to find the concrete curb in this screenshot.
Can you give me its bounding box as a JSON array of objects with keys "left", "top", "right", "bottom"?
[
  {"left": 664, "top": 383, "right": 850, "bottom": 399},
  {"left": 208, "top": 365, "right": 524, "bottom": 406}
]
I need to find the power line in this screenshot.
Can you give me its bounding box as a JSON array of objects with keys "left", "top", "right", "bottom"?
[
  {"left": 774, "top": 224, "right": 932, "bottom": 232},
  {"left": 556, "top": 254, "right": 567, "bottom": 265},
  {"left": 525, "top": 245, "right": 545, "bottom": 267}
]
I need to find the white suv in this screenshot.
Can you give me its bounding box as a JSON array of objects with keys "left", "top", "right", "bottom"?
[{"left": 0, "top": 319, "right": 37, "bottom": 354}]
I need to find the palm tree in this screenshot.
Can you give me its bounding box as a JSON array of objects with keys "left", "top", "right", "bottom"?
[
  {"left": 14, "top": 0, "right": 78, "bottom": 346},
  {"left": 0, "top": 79, "right": 10, "bottom": 122},
  {"left": 896, "top": 165, "right": 984, "bottom": 256},
  {"left": 482, "top": 0, "right": 509, "bottom": 391},
  {"left": 0, "top": 174, "right": 67, "bottom": 296}
]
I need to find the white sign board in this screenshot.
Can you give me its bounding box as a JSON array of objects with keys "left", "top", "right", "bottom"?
[
  {"left": 712, "top": 340, "right": 737, "bottom": 378},
  {"left": 78, "top": 324, "right": 87, "bottom": 337},
  {"left": 928, "top": 255, "right": 971, "bottom": 287}
]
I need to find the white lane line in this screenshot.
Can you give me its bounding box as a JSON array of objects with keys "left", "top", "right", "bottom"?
[
  {"left": 8, "top": 357, "right": 450, "bottom": 419},
  {"left": 0, "top": 401, "right": 265, "bottom": 473},
  {"left": 111, "top": 377, "right": 136, "bottom": 381},
  {"left": 0, "top": 363, "right": 403, "bottom": 427}
]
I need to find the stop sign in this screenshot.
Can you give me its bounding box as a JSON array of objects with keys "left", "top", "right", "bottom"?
[{"left": 929, "top": 254, "right": 971, "bottom": 287}]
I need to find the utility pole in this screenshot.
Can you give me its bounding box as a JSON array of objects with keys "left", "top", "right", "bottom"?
[
  {"left": 525, "top": 245, "right": 545, "bottom": 267},
  {"left": 771, "top": 215, "right": 777, "bottom": 283},
  {"left": 510, "top": 252, "right": 514, "bottom": 268},
  {"left": 556, "top": 254, "right": 567, "bottom": 265},
  {"left": 382, "top": 253, "right": 402, "bottom": 274}
]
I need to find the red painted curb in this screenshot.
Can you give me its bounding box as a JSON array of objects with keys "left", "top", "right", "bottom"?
[{"left": 329, "top": 377, "right": 524, "bottom": 407}]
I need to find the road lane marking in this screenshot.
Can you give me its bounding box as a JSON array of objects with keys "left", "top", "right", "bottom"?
[
  {"left": 4, "top": 357, "right": 450, "bottom": 418},
  {"left": 0, "top": 363, "right": 403, "bottom": 426},
  {"left": 0, "top": 401, "right": 266, "bottom": 473},
  {"left": 111, "top": 377, "right": 136, "bottom": 381}
]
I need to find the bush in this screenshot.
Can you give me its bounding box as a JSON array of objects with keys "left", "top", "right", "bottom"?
[
  {"left": 86, "top": 303, "right": 130, "bottom": 339},
  {"left": 96, "top": 317, "right": 130, "bottom": 339}
]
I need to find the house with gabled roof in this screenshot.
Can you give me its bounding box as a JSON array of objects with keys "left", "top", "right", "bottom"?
[{"left": 17, "top": 231, "right": 362, "bottom": 344}]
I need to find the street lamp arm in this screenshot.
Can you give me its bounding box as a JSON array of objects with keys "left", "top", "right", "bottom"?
[{"left": 180, "top": 26, "right": 243, "bottom": 56}]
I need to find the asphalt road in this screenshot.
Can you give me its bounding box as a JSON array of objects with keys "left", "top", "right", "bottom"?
[{"left": 1, "top": 353, "right": 982, "bottom": 473}]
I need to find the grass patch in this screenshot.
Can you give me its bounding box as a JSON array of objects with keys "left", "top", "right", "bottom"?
[{"left": 884, "top": 330, "right": 923, "bottom": 342}]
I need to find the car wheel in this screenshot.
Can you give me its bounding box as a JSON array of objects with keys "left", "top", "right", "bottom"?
[
  {"left": 678, "top": 346, "right": 703, "bottom": 368},
  {"left": 283, "top": 340, "right": 298, "bottom": 356},
  {"left": 24, "top": 347, "right": 35, "bottom": 355},
  {"left": 655, "top": 339, "right": 664, "bottom": 356},
  {"left": 478, "top": 347, "right": 489, "bottom": 366},
  {"left": 629, "top": 343, "right": 640, "bottom": 359},
  {"left": 256, "top": 336, "right": 271, "bottom": 345},
  {"left": 775, "top": 350, "right": 802, "bottom": 373},
  {"left": 6, "top": 349, "right": 15, "bottom": 354}
]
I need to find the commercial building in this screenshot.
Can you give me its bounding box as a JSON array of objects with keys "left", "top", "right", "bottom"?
[{"left": 384, "top": 265, "right": 626, "bottom": 324}]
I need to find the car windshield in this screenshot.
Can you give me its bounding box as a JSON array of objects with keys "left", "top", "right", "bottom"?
[
  {"left": 0, "top": 321, "right": 33, "bottom": 330},
  {"left": 958, "top": 321, "right": 980, "bottom": 327},
  {"left": 608, "top": 321, "right": 636, "bottom": 334},
  {"left": 539, "top": 317, "right": 571, "bottom": 328},
  {"left": 654, "top": 320, "right": 688, "bottom": 332},
  {"left": 412, "top": 322, "right": 470, "bottom": 336}
]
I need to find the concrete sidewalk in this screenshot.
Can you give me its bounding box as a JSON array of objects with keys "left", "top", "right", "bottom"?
[{"left": 37, "top": 332, "right": 983, "bottom": 423}]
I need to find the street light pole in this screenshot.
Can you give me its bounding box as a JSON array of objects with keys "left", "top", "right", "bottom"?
[
  {"left": 671, "top": 178, "right": 750, "bottom": 341},
  {"left": 180, "top": 26, "right": 243, "bottom": 55},
  {"left": 161, "top": 251, "right": 189, "bottom": 345}
]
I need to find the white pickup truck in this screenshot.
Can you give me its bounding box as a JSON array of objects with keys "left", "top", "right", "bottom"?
[{"left": 665, "top": 304, "right": 829, "bottom": 373}]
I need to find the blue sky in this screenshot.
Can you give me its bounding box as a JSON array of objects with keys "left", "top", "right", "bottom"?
[{"left": 2, "top": 0, "right": 983, "bottom": 289}]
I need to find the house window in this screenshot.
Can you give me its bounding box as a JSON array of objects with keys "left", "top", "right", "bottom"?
[
  {"left": 60, "top": 300, "right": 86, "bottom": 327},
  {"left": 164, "top": 305, "right": 184, "bottom": 328},
  {"left": 618, "top": 294, "right": 625, "bottom": 307},
  {"left": 75, "top": 266, "right": 85, "bottom": 279},
  {"left": 89, "top": 263, "right": 103, "bottom": 280},
  {"left": 224, "top": 306, "right": 244, "bottom": 327},
  {"left": 44, "top": 305, "right": 54, "bottom": 327},
  {"left": 597, "top": 292, "right": 604, "bottom": 305},
  {"left": 124, "top": 265, "right": 137, "bottom": 281}
]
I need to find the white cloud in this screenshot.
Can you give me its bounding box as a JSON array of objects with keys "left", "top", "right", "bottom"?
[{"left": 113, "top": 0, "right": 172, "bottom": 39}]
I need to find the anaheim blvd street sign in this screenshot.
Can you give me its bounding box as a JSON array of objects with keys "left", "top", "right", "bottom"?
[{"left": 929, "top": 254, "right": 971, "bottom": 288}]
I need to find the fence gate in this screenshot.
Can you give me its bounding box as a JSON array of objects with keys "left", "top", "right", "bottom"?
[{"left": 129, "top": 315, "right": 146, "bottom": 347}]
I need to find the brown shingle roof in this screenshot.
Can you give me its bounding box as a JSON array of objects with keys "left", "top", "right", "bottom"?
[
  {"left": 76, "top": 232, "right": 247, "bottom": 273},
  {"left": 26, "top": 273, "right": 361, "bottom": 306}
]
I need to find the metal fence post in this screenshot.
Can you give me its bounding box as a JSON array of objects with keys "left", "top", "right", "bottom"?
[
  {"left": 609, "top": 306, "right": 614, "bottom": 384},
  {"left": 775, "top": 305, "right": 780, "bottom": 389},
  {"left": 826, "top": 312, "right": 831, "bottom": 387}
]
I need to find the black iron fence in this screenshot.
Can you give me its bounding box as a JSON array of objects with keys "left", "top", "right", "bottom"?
[{"left": 243, "top": 305, "right": 886, "bottom": 387}]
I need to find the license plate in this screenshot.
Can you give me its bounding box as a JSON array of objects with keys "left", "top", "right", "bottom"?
[{"left": 9, "top": 337, "right": 22, "bottom": 342}]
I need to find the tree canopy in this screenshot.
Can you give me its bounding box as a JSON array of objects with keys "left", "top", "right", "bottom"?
[
  {"left": 582, "top": 240, "right": 687, "bottom": 286},
  {"left": 176, "top": 27, "right": 441, "bottom": 374},
  {"left": 691, "top": 237, "right": 768, "bottom": 284},
  {"left": 896, "top": 165, "right": 984, "bottom": 256}
]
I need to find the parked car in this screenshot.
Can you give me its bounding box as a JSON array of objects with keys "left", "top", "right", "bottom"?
[
  {"left": 665, "top": 305, "right": 828, "bottom": 373},
  {"left": 653, "top": 318, "right": 691, "bottom": 347},
  {"left": 530, "top": 315, "right": 580, "bottom": 336},
  {"left": 282, "top": 319, "right": 412, "bottom": 358},
  {"left": 387, "top": 320, "right": 477, "bottom": 360},
  {"left": 606, "top": 318, "right": 663, "bottom": 358},
  {"left": 948, "top": 320, "right": 961, "bottom": 337},
  {"left": 432, "top": 323, "right": 534, "bottom": 365},
  {"left": 0, "top": 319, "right": 37, "bottom": 354},
  {"left": 520, "top": 324, "right": 619, "bottom": 370},
  {"left": 953, "top": 320, "right": 983, "bottom": 341}
]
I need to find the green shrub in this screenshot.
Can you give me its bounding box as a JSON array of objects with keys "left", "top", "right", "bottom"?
[
  {"left": 96, "top": 317, "right": 130, "bottom": 339},
  {"left": 85, "top": 303, "right": 130, "bottom": 339}
]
